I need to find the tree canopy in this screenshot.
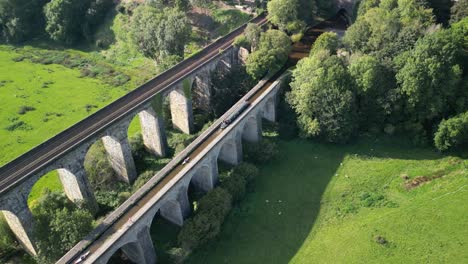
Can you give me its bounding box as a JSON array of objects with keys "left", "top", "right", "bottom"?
[
  {"left": 246, "top": 29, "right": 291, "bottom": 79},
  {"left": 130, "top": 4, "right": 191, "bottom": 62}
]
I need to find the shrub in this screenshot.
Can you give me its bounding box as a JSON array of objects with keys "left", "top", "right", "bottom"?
[
  {"left": 133, "top": 170, "right": 157, "bottom": 191},
  {"left": 17, "top": 105, "right": 35, "bottom": 115},
  {"left": 233, "top": 35, "right": 250, "bottom": 49},
  {"left": 221, "top": 174, "right": 246, "bottom": 203},
  {"left": 434, "top": 111, "right": 468, "bottom": 151},
  {"left": 232, "top": 162, "right": 259, "bottom": 183},
  {"left": 244, "top": 138, "right": 278, "bottom": 164},
  {"left": 178, "top": 188, "right": 232, "bottom": 250},
  {"left": 84, "top": 140, "right": 118, "bottom": 191}
]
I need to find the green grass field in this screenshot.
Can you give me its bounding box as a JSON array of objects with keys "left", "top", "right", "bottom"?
[{"left": 185, "top": 136, "right": 468, "bottom": 263}]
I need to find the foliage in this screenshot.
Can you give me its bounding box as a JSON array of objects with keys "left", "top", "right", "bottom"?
[
  {"left": 178, "top": 188, "right": 232, "bottom": 250},
  {"left": 84, "top": 140, "right": 118, "bottom": 191},
  {"left": 0, "top": 0, "right": 47, "bottom": 43},
  {"left": 310, "top": 32, "right": 340, "bottom": 56},
  {"left": 434, "top": 111, "right": 468, "bottom": 151},
  {"left": 0, "top": 213, "right": 17, "bottom": 257},
  {"left": 233, "top": 35, "right": 249, "bottom": 49},
  {"left": 44, "top": 0, "right": 112, "bottom": 44},
  {"left": 244, "top": 138, "right": 279, "bottom": 164},
  {"left": 267, "top": 0, "right": 299, "bottom": 31},
  {"left": 344, "top": 0, "right": 435, "bottom": 61},
  {"left": 221, "top": 172, "right": 246, "bottom": 203},
  {"left": 133, "top": 170, "right": 157, "bottom": 191},
  {"left": 130, "top": 5, "right": 191, "bottom": 62},
  {"left": 349, "top": 54, "right": 398, "bottom": 130},
  {"left": 395, "top": 28, "right": 463, "bottom": 126},
  {"left": 210, "top": 65, "right": 254, "bottom": 117},
  {"left": 232, "top": 162, "right": 259, "bottom": 183},
  {"left": 32, "top": 190, "right": 93, "bottom": 263},
  {"left": 244, "top": 23, "right": 262, "bottom": 50},
  {"left": 289, "top": 51, "right": 358, "bottom": 143},
  {"left": 246, "top": 29, "right": 291, "bottom": 79},
  {"left": 450, "top": 0, "right": 468, "bottom": 24}
]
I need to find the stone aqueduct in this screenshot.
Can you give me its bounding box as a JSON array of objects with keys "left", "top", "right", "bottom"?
[
  {"left": 69, "top": 75, "right": 281, "bottom": 264},
  {"left": 0, "top": 0, "right": 358, "bottom": 261},
  {"left": 0, "top": 45, "right": 246, "bottom": 257}
]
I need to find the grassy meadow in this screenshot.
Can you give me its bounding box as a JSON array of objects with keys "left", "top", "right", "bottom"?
[{"left": 184, "top": 136, "right": 468, "bottom": 263}]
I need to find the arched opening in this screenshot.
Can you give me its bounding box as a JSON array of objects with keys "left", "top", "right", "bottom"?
[
  {"left": 188, "top": 164, "right": 217, "bottom": 212},
  {"left": 149, "top": 209, "right": 181, "bottom": 263},
  {"left": 107, "top": 242, "right": 139, "bottom": 264},
  {"left": 84, "top": 139, "right": 131, "bottom": 217}
]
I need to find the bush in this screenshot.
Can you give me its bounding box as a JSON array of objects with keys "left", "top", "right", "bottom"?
[
  {"left": 434, "top": 111, "right": 468, "bottom": 151},
  {"left": 178, "top": 188, "right": 232, "bottom": 250},
  {"left": 221, "top": 174, "right": 246, "bottom": 203},
  {"left": 84, "top": 140, "right": 118, "bottom": 191},
  {"left": 232, "top": 162, "right": 259, "bottom": 183},
  {"left": 233, "top": 35, "right": 250, "bottom": 49},
  {"left": 133, "top": 170, "right": 157, "bottom": 191},
  {"left": 17, "top": 105, "right": 36, "bottom": 115},
  {"left": 244, "top": 138, "right": 278, "bottom": 164}
]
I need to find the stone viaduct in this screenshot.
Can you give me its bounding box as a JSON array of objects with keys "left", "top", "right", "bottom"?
[
  {"left": 59, "top": 70, "right": 284, "bottom": 264},
  {"left": 0, "top": 39, "right": 250, "bottom": 257}
]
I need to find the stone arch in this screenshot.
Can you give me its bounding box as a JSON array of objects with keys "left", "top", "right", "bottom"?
[
  {"left": 159, "top": 186, "right": 190, "bottom": 227},
  {"left": 241, "top": 115, "right": 262, "bottom": 143},
  {"left": 189, "top": 163, "right": 217, "bottom": 194},
  {"left": 217, "top": 134, "right": 242, "bottom": 166}
]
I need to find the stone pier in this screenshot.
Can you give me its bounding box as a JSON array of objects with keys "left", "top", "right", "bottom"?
[
  {"left": 139, "top": 107, "right": 167, "bottom": 157},
  {"left": 242, "top": 115, "right": 262, "bottom": 143},
  {"left": 169, "top": 85, "right": 194, "bottom": 134},
  {"left": 121, "top": 228, "right": 156, "bottom": 264},
  {"left": 218, "top": 135, "right": 242, "bottom": 166},
  {"left": 58, "top": 166, "right": 98, "bottom": 212},
  {"left": 102, "top": 135, "right": 137, "bottom": 184}
]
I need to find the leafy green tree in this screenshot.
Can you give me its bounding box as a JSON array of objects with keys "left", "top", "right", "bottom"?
[
  {"left": 130, "top": 5, "right": 191, "bottom": 62},
  {"left": 82, "top": 0, "right": 114, "bottom": 40},
  {"left": 349, "top": 54, "right": 398, "bottom": 129},
  {"left": 246, "top": 29, "right": 291, "bottom": 79},
  {"left": 244, "top": 23, "right": 262, "bottom": 50},
  {"left": 267, "top": 0, "right": 299, "bottom": 30},
  {"left": 310, "top": 32, "right": 340, "bottom": 56},
  {"left": 434, "top": 111, "right": 468, "bottom": 151},
  {"left": 32, "top": 190, "right": 93, "bottom": 263},
  {"left": 175, "top": 0, "right": 190, "bottom": 11},
  {"left": 0, "top": 0, "right": 47, "bottom": 43},
  {"left": 289, "top": 51, "right": 358, "bottom": 143},
  {"left": 44, "top": 0, "right": 88, "bottom": 44},
  {"left": 395, "top": 28, "right": 463, "bottom": 125},
  {"left": 344, "top": 0, "right": 435, "bottom": 61},
  {"left": 450, "top": 0, "right": 468, "bottom": 24}
]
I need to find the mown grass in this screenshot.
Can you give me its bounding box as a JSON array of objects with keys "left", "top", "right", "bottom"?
[{"left": 185, "top": 136, "right": 468, "bottom": 263}]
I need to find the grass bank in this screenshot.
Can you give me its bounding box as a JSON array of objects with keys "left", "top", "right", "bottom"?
[{"left": 186, "top": 136, "right": 468, "bottom": 263}]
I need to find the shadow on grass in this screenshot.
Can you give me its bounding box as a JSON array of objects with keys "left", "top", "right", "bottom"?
[{"left": 181, "top": 132, "right": 445, "bottom": 264}]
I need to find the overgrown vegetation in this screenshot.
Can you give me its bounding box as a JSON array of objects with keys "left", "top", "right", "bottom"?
[{"left": 288, "top": 0, "right": 468, "bottom": 150}]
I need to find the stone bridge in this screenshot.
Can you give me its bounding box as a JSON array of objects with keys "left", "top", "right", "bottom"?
[
  {"left": 59, "top": 70, "right": 285, "bottom": 264},
  {"left": 0, "top": 28, "right": 258, "bottom": 256}
]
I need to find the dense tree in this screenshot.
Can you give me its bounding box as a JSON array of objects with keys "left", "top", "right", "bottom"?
[
  {"left": 44, "top": 0, "right": 88, "bottom": 44},
  {"left": 434, "top": 111, "right": 468, "bottom": 151},
  {"left": 130, "top": 4, "right": 191, "bottom": 62},
  {"left": 244, "top": 23, "right": 262, "bottom": 51},
  {"left": 450, "top": 0, "right": 467, "bottom": 24},
  {"left": 246, "top": 29, "right": 291, "bottom": 79},
  {"left": 349, "top": 54, "right": 398, "bottom": 129},
  {"left": 310, "top": 32, "right": 340, "bottom": 55},
  {"left": 344, "top": 0, "right": 435, "bottom": 61},
  {"left": 82, "top": 0, "right": 114, "bottom": 40},
  {"left": 267, "top": 0, "right": 299, "bottom": 30},
  {"left": 0, "top": 0, "right": 48, "bottom": 43},
  {"left": 395, "top": 27, "right": 463, "bottom": 126},
  {"left": 32, "top": 190, "right": 94, "bottom": 263},
  {"left": 289, "top": 51, "right": 358, "bottom": 143}
]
